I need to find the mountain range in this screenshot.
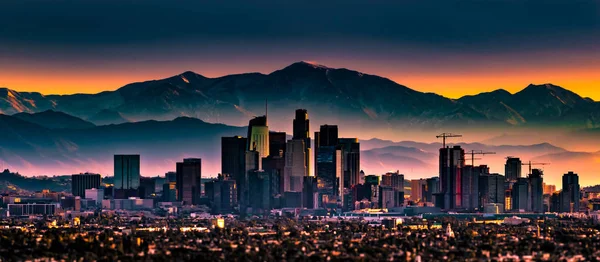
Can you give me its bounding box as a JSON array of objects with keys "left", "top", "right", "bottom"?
[
  {"left": 1, "top": 62, "right": 599, "bottom": 134},
  {"left": 0, "top": 110, "right": 598, "bottom": 186}
]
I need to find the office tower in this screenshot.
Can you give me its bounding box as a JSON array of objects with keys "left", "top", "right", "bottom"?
[
  {"left": 511, "top": 177, "right": 529, "bottom": 211},
  {"left": 165, "top": 171, "right": 177, "bottom": 183},
  {"left": 248, "top": 170, "right": 271, "bottom": 213},
  {"left": 303, "top": 176, "right": 319, "bottom": 209},
  {"left": 162, "top": 182, "right": 177, "bottom": 202},
  {"left": 381, "top": 172, "right": 404, "bottom": 192},
  {"left": 240, "top": 150, "right": 260, "bottom": 211},
  {"left": 85, "top": 188, "right": 104, "bottom": 206},
  {"left": 316, "top": 145, "right": 343, "bottom": 207},
  {"left": 338, "top": 138, "right": 360, "bottom": 188},
  {"left": 205, "top": 174, "right": 237, "bottom": 214},
  {"left": 71, "top": 173, "right": 101, "bottom": 197},
  {"left": 424, "top": 177, "right": 440, "bottom": 204},
  {"left": 293, "top": 109, "right": 311, "bottom": 176},
  {"left": 152, "top": 176, "right": 166, "bottom": 193},
  {"left": 550, "top": 192, "right": 561, "bottom": 212},
  {"left": 410, "top": 179, "right": 427, "bottom": 202},
  {"left": 262, "top": 150, "right": 285, "bottom": 197},
  {"left": 364, "top": 175, "right": 380, "bottom": 207},
  {"left": 562, "top": 171, "right": 580, "bottom": 212},
  {"left": 284, "top": 139, "right": 307, "bottom": 192},
  {"left": 479, "top": 173, "right": 505, "bottom": 211},
  {"left": 505, "top": 157, "right": 522, "bottom": 182},
  {"left": 114, "top": 154, "right": 140, "bottom": 190},
  {"left": 247, "top": 116, "right": 269, "bottom": 159},
  {"left": 379, "top": 186, "right": 396, "bottom": 208},
  {"left": 438, "top": 145, "right": 465, "bottom": 210},
  {"left": 529, "top": 169, "right": 544, "bottom": 213},
  {"left": 139, "top": 177, "right": 156, "bottom": 198},
  {"left": 222, "top": 136, "right": 247, "bottom": 201},
  {"left": 314, "top": 125, "right": 338, "bottom": 178},
  {"left": 461, "top": 165, "right": 488, "bottom": 211},
  {"left": 269, "top": 131, "right": 287, "bottom": 158},
  {"left": 176, "top": 158, "right": 202, "bottom": 205}
]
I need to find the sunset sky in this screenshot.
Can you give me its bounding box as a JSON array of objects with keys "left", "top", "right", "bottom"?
[{"left": 1, "top": 0, "right": 599, "bottom": 99}]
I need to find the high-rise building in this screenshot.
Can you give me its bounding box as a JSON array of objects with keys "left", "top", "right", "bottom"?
[
  {"left": 316, "top": 145, "right": 343, "bottom": 207},
  {"left": 410, "top": 179, "right": 427, "bottom": 202},
  {"left": 240, "top": 150, "right": 260, "bottom": 211},
  {"left": 364, "top": 175, "right": 380, "bottom": 207},
  {"left": 248, "top": 170, "right": 272, "bottom": 213},
  {"left": 511, "top": 177, "right": 529, "bottom": 211},
  {"left": 338, "top": 138, "right": 360, "bottom": 188},
  {"left": 561, "top": 171, "right": 580, "bottom": 212},
  {"left": 165, "top": 171, "right": 177, "bottom": 183},
  {"left": 359, "top": 170, "right": 365, "bottom": 185},
  {"left": 293, "top": 109, "right": 311, "bottom": 176},
  {"left": 162, "top": 182, "right": 177, "bottom": 202},
  {"left": 284, "top": 139, "right": 307, "bottom": 192},
  {"left": 381, "top": 172, "right": 404, "bottom": 192},
  {"left": 205, "top": 174, "right": 237, "bottom": 214},
  {"left": 479, "top": 173, "right": 505, "bottom": 212},
  {"left": 176, "top": 158, "right": 202, "bottom": 205},
  {"left": 114, "top": 154, "right": 140, "bottom": 190},
  {"left": 461, "top": 165, "right": 488, "bottom": 211},
  {"left": 529, "top": 169, "right": 544, "bottom": 213},
  {"left": 262, "top": 151, "right": 285, "bottom": 197},
  {"left": 72, "top": 173, "right": 101, "bottom": 197},
  {"left": 424, "top": 177, "right": 439, "bottom": 204},
  {"left": 438, "top": 146, "right": 465, "bottom": 210},
  {"left": 247, "top": 116, "right": 269, "bottom": 159},
  {"left": 303, "top": 176, "right": 319, "bottom": 209},
  {"left": 268, "top": 131, "right": 287, "bottom": 158},
  {"left": 222, "top": 136, "right": 247, "bottom": 201},
  {"left": 505, "top": 157, "right": 522, "bottom": 182}
]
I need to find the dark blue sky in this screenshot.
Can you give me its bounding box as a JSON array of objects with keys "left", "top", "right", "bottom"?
[{"left": 1, "top": 0, "right": 599, "bottom": 98}]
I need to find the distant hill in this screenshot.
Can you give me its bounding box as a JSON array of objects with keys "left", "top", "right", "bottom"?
[
  {"left": 13, "top": 110, "right": 96, "bottom": 129},
  {"left": 0, "top": 169, "right": 70, "bottom": 192}
]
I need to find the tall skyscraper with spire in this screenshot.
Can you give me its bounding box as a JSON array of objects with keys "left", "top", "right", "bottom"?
[
  {"left": 247, "top": 116, "right": 269, "bottom": 160},
  {"left": 292, "top": 109, "right": 311, "bottom": 176}
]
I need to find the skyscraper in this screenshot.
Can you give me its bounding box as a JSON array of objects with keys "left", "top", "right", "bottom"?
[
  {"left": 479, "top": 173, "right": 505, "bottom": 211},
  {"left": 424, "top": 177, "right": 439, "bottom": 204},
  {"left": 205, "top": 174, "right": 237, "bottom": 214},
  {"left": 284, "top": 139, "right": 307, "bottom": 192},
  {"left": 114, "top": 154, "right": 140, "bottom": 190},
  {"left": 410, "top": 179, "right": 427, "bottom": 202},
  {"left": 529, "top": 169, "right": 544, "bottom": 213},
  {"left": 268, "top": 131, "right": 287, "bottom": 158},
  {"left": 381, "top": 172, "right": 404, "bottom": 192},
  {"left": 511, "top": 177, "right": 529, "bottom": 211},
  {"left": 71, "top": 173, "right": 101, "bottom": 198},
  {"left": 176, "top": 158, "right": 202, "bottom": 205},
  {"left": 438, "top": 146, "right": 465, "bottom": 210},
  {"left": 293, "top": 109, "right": 312, "bottom": 177},
  {"left": 314, "top": 125, "right": 342, "bottom": 207},
  {"left": 338, "top": 138, "right": 360, "bottom": 188},
  {"left": 461, "top": 165, "right": 488, "bottom": 211},
  {"left": 247, "top": 116, "right": 269, "bottom": 159},
  {"left": 505, "top": 157, "right": 522, "bottom": 182},
  {"left": 562, "top": 171, "right": 580, "bottom": 212},
  {"left": 221, "top": 136, "right": 247, "bottom": 202}
]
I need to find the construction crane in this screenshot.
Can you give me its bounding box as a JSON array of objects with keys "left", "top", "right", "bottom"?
[
  {"left": 465, "top": 150, "right": 496, "bottom": 166},
  {"left": 436, "top": 133, "right": 462, "bottom": 148},
  {"left": 522, "top": 160, "right": 550, "bottom": 175}
]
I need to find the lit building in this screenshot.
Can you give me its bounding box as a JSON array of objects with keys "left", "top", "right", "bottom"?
[
  {"left": 505, "top": 157, "right": 522, "bottom": 182},
  {"left": 316, "top": 145, "right": 343, "bottom": 207},
  {"left": 284, "top": 139, "right": 307, "bottom": 192},
  {"left": 543, "top": 183, "right": 556, "bottom": 195},
  {"left": 114, "top": 154, "right": 140, "bottom": 190},
  {"left": 424, "top": 177, "right": 440, "bottom": 205},
  {"left": 71, "top": 173, "right": 101, "bottom": 198},
  {"left": 162, "top": 182, "right": 177, "bottom": 202},
  {"left": 381, "top": 171, "right": 404, "bottom": 192},
  {"left": 102, "top": 197, "right": 154, "bottom": 210},
  {"left": 176, "top": 158, "right": 202, "bottom": 205},
  {"left": 247, "top": 116, "right": 269, "bottom": 159},
  {"left": 410, "top": 179, "right": 427, "bottom": 202}
]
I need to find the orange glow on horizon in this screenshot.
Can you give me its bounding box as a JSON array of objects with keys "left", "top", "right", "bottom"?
[{"left": 1, "top": 62, "right": 599, "bottom": 101}]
